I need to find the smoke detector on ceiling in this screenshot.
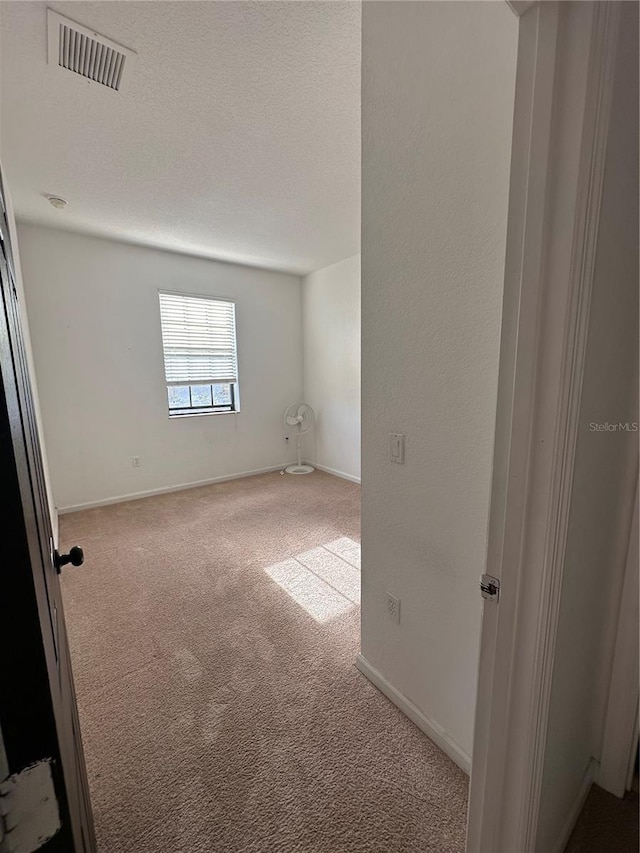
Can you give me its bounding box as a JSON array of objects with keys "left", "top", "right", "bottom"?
[{"left": 47, "top": 9, "right": 136, "bottom": 93}]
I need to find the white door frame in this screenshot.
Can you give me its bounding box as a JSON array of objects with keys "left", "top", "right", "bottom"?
[
  {"left": 466, "top": 2, "right": 621, "bottom": 851},
  {"left": 598, "top": 478, "right": 639, "bottom": 797}
]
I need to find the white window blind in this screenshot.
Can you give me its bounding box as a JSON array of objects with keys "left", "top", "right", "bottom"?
[{"left": 158, "top": 292, "right": 238, "bottom": 386}]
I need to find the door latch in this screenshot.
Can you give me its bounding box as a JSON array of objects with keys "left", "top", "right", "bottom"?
[{"left": 480, "top": 574, "right": 500, "bottom": 602}]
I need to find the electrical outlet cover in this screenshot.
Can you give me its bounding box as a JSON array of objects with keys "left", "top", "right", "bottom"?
[{"left": 386, "top": 592, "right": 401, "bottom": 624}]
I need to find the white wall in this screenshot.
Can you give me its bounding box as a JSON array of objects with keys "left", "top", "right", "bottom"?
[
  {"left": 536, "top": 5, "right": 639, "bottom": 850},
  {"left": 17, "top": 224, "right": 303, "bottom": 511},
  {"left": 302, "top": 254, "right": 360, "bottom": 482},
  {"left": 360, "top": 1, "right": 517, "bottom": 764}
]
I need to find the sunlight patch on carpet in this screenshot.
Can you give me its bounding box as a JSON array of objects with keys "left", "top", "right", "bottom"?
[{"left": 264, "top": 537, "right": 361, "bottom": 623}]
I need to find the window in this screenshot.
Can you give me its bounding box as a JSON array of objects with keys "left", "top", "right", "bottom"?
[{"left": 158, "top": 291, "right": 239, "bottom": 417}]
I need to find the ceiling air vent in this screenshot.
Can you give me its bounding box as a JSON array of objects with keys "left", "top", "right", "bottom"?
[{"left": 47, "top": 9, "right": 136, "bottom": 93}]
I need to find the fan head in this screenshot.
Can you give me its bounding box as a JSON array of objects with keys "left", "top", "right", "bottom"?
[{"left": 284, "top": 402, "right": 314, "bottom": 433}]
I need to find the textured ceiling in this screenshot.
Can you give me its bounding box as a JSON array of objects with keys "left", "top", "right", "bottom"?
[{"left": 0, "top": 1, "right": 361, "bottom": 274}]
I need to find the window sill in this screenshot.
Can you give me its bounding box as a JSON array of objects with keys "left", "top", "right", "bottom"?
[{"left": 168, "top": 409, "right": 240, "bottom": 420}]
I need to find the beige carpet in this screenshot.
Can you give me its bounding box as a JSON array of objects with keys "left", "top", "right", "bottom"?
[{"left": 60, "top": 470, "right": 468, "bottom": 853}]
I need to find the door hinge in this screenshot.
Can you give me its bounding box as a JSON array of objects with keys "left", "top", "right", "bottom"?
[
  {"left": 0, "top": 760, "right": 61, "bottom": 853},
  {"left": 480, "top": 574, "right": 500, "bottom": 602}
]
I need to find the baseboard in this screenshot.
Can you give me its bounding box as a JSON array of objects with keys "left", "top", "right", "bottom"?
[
  {"left": 355, "top": 653, "right": 471, "bottom": 774},
  {"left": 57, "top": 464, "right": 289, "bottom": 514},
  {"left": 310, "top": 462, "right": 361, "bottom": 485},
  {"left": 550, "top": 757, "right": 598, "bottom": 853}
]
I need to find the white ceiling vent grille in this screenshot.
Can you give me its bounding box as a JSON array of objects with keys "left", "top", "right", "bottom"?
[{"left": 47, "top": 10, "right": 136, "bottom": 93}]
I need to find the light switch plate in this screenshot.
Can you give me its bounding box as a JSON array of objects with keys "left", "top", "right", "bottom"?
[{"left": 390, "top": 433, "right": 405, "bottom": 464}]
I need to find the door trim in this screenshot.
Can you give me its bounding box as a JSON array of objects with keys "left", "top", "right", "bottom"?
[
  {"left": 466, "top": 3, "right": 620, "bottom": 851},
  {"left": 598, "top": 479, "right": 639, "bottom": 797}
]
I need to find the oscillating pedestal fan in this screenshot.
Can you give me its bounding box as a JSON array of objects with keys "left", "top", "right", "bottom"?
[{"left": 283, "top": 403, "right": 315, "bottom": 475}]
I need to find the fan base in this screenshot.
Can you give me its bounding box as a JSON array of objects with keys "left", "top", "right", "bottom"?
[{"left": 284, "top": 464, "right": 315, "bottom": 475}]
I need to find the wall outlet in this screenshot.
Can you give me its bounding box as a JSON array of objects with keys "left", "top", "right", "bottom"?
[
  {"left": 132, "top": 456, "right": 141, "bottom": 468},
  {"left": 386, "top": 592, "right": 401, "bottom": 624}
]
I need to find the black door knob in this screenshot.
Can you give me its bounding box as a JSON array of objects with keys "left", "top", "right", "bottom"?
[{"left": 54, "top": 546, "right": 84, "bottom": 573}]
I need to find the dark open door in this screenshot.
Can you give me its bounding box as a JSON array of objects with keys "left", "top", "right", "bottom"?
[{"left": 0, "top": 170, "right": 95, "bottom": 852}]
